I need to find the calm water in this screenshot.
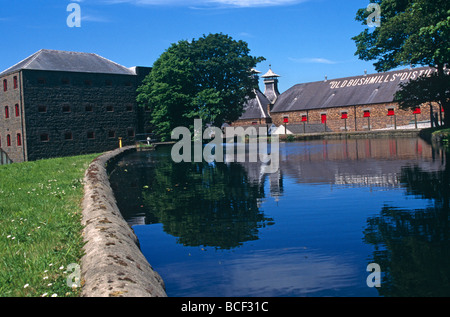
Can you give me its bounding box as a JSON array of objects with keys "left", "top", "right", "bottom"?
[{"left": 109, "top": 137, "right": 450, "bottom": 297}]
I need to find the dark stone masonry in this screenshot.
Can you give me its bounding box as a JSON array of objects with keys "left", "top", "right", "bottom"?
[{"left": 0, "top": 49, "right": 152, "bottom": 163}]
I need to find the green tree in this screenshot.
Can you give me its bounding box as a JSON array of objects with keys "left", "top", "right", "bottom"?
[
  {"left": 137, "top": 33, "right": 265, "bottom": 140},
  {"left": 395, "top": 72, "right": 450, "bottom": 126},
  {"left": 352, "top": 0, "right": 450, "bottom": 125}
]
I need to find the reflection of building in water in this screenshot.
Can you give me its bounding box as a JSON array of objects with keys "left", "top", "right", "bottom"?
[
  {"left": 280, "top": 138, "right": 442, "bottom": 188},
  {"left": 269, "top": 169, "right": 283, "bottom": 202},
  {"left": 334, "top": 173, "right": 398, "bottom": 187},
  {"left": 236, "top": 138, "right": 444, "bottom": 203},
  {"left": 237, "top": 153, "right": 284, "bottom": 203}
]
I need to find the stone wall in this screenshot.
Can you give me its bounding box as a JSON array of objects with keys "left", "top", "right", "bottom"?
[
  {"left": 22, "top": 70, "right": 148, "bottom": 161},
  {"left": 232, "top": 117, "right": 272, "bottom": 126},
  {"left": 0, "top": 69, "right": 153, "bottom": 163},
  {"left": 270, "top": 102, "right": 443, "bottom": 133},
  {"left": 81, "top": 146, "right": 167, "bottom": 297},
  {"left": 0, "top": 71, "right": 26, "bottom": 162}
]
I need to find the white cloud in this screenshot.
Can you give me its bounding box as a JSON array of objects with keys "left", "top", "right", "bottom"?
[
  {"left": 82, "top": 14, "right": 111, "bottom": 23},
  {"left": 238, "top": 32, "right": 254, "bottom": 38},
  {"left": 100, "top": 0, "right": 307, "bottom": 7},
  {"left": 209, "top": 0, "right": 307, "bottom": 7},
  {"left": 289, "top": 57, "right": 339, "bottom": 64}
]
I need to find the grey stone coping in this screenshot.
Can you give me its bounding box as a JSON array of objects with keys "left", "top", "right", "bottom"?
[{"left": 80, "top": 146, "right": 167, "bottom": 297}]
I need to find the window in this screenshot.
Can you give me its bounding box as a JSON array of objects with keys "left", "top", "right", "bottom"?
[
  {"left": 321, "top": 114, "right": 327, "bottom": 124},
  {"left": 15, "top": 104, "right": 20, "bottom": 117},
  {"left": 126, "top": 104, "right": 133, "bottom": 112},
  {"left": 5, "top": 106, "right": 9, "bottom": 119},
  {"left": 85, "top": 105, "right": 93, "bottom": 112},
  {"left": 3, "top": 79, "right": 7, "bottom": 91},
  {"left": 16, "top": 133, "right": 22, "bottom": 146},
  {"left": 84, "top": 80, "right": 92, "bottom": 86},
  {"left": 38, "top": 106, "right": 47, "bottom": 113},
  {"left": 106, "top": 105, "right": 114, "bottom": 112},
  {"left": 13, "top": 76, "right": 18, "bottom": 89},
  {"left": 387, "top": 109, "right": 395, "bottom": 116},
  {"left": 105, "top": 80, "right": 112, "bottom": 86},
  {"left": 125, "top": 82, "right": 132, "bottom": 87},
  {"left": 127, "top": 129, "right": 135, "bottom": 137},
  {"left": 87, "top": 131, "right": 95, "bottom": 139},
  {"left": 7, "top": 134, "right": 11, "bottom": 147},
  {"left": 301, "top": 115, "right": 308, "bottom": 122},
  {"left": 37, "top": 78, "right": 46, "bottom": 85},
  {"left": 40, "top": 133, "right": 49, "bottom": 142},
  {"left": 64, "top": 132, "right": 73, "bottom": 140},
  {"left": 62, "top": 105, "right": 71, "bottom": 113},
  {"left": 363, "top": 110, "right": 371, "bottom": 118},
  {"left": 108, "top": 130, "right": 116, "bottom": 138},
  {"left": 61, "top": 78, "right": 70, "bottom": 85},
  {"left": 341, "top": 112, "right": 348, "bottom": 119}
]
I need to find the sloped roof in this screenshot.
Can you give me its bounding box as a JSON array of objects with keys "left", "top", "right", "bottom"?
[
  {"left": 239, "top": 89, "right": 270, "bottom": 120},
  {"left": 0, "top": 49, "right": 136, "bottom": 76},
  {"left": 261, "top": 68, "right": 280, "bottom": 78},
  {"left": 271, "top": 66, "right": 436, "bottom": 113}
]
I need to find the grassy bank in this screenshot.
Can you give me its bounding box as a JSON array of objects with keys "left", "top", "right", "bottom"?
[
  {"left": 0, "top": 153, "right": 99, "bottom": 297},
  {"left": 419, "top": 126, "right": 450, "bottom": 145}
]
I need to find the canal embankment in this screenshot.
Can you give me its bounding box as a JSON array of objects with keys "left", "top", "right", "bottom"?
[
  {"left": 277, "top": 128, "right": 421, "bottom": 141},
  {"left": 80, "top": 145, "right": 167, "bottom": 297},
  {"left": 418, "top": 127, "right": 450, "bottom": 146}
]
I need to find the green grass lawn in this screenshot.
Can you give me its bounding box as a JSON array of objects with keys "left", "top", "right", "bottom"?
[{"left": 0, "top": 153, "right": 99, "bottom": 297}]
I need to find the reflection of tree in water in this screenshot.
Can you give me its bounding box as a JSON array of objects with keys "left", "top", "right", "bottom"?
[
  {"left": 140, "top": 160, "right": 274, "bottom": 250},
  {"left": 364, "top": 151, "right": 450, "bottom": 296}
]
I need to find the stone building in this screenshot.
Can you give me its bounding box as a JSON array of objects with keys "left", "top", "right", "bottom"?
[
  {"left": 0, "top": 49, "right": 152, "bottom": 163},
  {"left": 234, "top": 66, "right": 444, "bottom": 133}
]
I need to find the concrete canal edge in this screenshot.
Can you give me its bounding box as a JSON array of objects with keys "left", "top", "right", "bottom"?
[
  {"left": 80, "top": 145, "right": 167, "bottom": 297},
  {"left": 277, "top": 128, "right": 422, "bottom": 141}
]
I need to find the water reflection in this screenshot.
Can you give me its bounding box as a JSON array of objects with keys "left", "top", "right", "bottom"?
[
  {"left": 109, "top": 137, "right": 450, "bottom": 296},
  {"left": 110, "top": 151, "right": 274, "bottom": 249},
  {"left": 364, "top": 149, "right": 450, "bottom": 296}
]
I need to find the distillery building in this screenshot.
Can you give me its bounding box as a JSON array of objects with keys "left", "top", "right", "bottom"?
[
  {"left": 235, "top": 66, "right": 443, "bottom": 133},
  {"left": 0, "top": 49, "right": 152, "bottom": 163}
]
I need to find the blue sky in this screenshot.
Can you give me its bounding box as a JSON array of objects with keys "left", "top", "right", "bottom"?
[{"left": 0, "top": 0, "right": 385, "bottom": 93}]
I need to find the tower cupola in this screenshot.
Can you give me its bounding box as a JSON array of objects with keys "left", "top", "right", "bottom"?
[{"left": 261, "top": 66, "right": 280, "bottom": 104}]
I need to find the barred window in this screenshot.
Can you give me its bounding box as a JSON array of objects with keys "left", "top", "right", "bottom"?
[{"left": 16, "top": 133, "right": 22, "bottom": 146}]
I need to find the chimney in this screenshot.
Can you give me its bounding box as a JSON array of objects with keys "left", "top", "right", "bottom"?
[{"left": 261, "top": 66, "right": 281, "bottom": 104}]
